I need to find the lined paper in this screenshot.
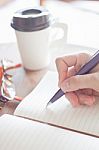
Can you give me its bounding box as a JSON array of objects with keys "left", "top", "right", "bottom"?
[
  {"left": 0, "top": 114, "right": 99, "bottom": 150},
  {"left": 14, "top": 71, "right": 99, "bottom": 136}
]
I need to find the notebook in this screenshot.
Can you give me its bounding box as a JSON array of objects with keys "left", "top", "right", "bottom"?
[
  {"left": 13, "top": 71, "right": 99, "bottom": 138},
  {"left": 0, "top": 114, "right": 99, "bottom": 150},
  {"left": 0, "top": 71, "right": 99, "bottom": 150}
]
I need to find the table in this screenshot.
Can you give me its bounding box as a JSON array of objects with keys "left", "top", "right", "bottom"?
[{"left": 0, "top": 43, "right": 47, "bottom": 116}]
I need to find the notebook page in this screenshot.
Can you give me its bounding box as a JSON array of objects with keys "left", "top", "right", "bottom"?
[
  {"left": 14, "top": 71, "right": 99, "bottom": 136},
  {"left": 0, "top": 114, "right": 99, "bottom": 150}
]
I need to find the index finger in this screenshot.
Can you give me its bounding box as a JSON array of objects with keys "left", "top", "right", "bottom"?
[{"left": 55, "top": 53, "right": 90, "bottom": 85}]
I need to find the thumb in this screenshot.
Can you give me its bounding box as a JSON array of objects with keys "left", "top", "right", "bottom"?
[{"left": 61, "top": 73, "right": 99, "bottom": 92}]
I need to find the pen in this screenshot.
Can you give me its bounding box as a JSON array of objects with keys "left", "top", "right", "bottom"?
[{"left": 46, "top": 50, "right": 99, "bottom": 107}]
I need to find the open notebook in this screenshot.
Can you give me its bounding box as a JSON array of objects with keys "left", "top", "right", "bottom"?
[
  {"left": 0, "top": 71, "right": 99, "bottom": 150},
  {"left": 0, "top": 114, "right": 99, "bottom": 150},
  {"left": 14, "top": 71, "right": 99, "bottom": 138}
]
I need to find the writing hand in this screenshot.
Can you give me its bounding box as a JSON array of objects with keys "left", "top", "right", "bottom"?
[{"left": 56, "top": 53, "right": 99, "bottom": 106}]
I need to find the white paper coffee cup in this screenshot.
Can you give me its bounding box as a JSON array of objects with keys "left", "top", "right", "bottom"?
[{"left": 11, "top": 7, "right": 68, "bottom": 70}]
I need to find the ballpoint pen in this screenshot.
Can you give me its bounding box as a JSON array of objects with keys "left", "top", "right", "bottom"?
[{"left": 46, "top": 50, "right": 99, "bottom": 107}]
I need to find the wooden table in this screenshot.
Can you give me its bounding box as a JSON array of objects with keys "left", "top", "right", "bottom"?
[{"left": 0, "top": 43, "right": 47, "bottom": 116}]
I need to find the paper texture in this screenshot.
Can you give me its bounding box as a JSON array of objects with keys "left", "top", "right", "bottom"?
[
  {"left": 14, "top": 71, "right": 99, "bottom": 137},
  {"left": 0, "top": 114, "right": 99, "bottom": 150}
]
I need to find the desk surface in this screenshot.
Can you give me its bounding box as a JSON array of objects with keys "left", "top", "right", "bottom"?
[{"left": 0, "top": 43, "right": 47, "bottom": 116}]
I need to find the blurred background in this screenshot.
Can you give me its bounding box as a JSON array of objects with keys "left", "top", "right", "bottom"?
[{"left": 0, "top": 0, "right": 99, "bottom": 49}]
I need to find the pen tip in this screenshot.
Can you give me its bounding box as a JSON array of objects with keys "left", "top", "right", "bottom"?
[{"left": 46, "top": 102, "right": 52, "bottom": 108}]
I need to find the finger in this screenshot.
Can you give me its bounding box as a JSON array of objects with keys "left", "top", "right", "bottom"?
[
  {"left": 56, "top": 58, "right": 67, "bottom": 87},
  {"left": 77, "top": 89, "right": 93, "bottom": 95},
  {"left": 61, "top": 72, "right": 99, "bottom": 92},
  {"left": 92, "top": 90, "right": 99, "bottom": 96},
  {"left": 65, "top": 92, "right": 80, "bottom": 107},
  {"left": 58, "top": 65, "right": 82, "bottom": 87},
  {"left": 66, "top": 92, "right": 95, "bottom": 106},
  {"left": 79, "top": 89, "right": 99, "bottom": 97},
  {"left": 67, "top": 66, "right": 77, "bottom": 77},
  {"left": 75, "top": 92, "right": 95, "bottom": 106},
  {"left": 56, "top": 53, "right": 90, "bottom": 86},
  {"left": 58, "top": 66, "right": 79, "bottom": 87},
  {"left": 58, "top": 66, "right": 77, "bottom": 87}
]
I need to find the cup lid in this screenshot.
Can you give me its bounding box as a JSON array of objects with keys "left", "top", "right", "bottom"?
[{"left": 11, "top": 7, "right": 51, "bottom": 32}]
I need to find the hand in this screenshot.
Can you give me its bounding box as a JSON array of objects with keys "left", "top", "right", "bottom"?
[{"left": 56, "top": 53, "right": 99, "bottom": 107}]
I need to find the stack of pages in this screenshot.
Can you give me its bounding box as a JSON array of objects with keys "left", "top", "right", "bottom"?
[{"left": 0, "top": 71, "right": 99, "bottom": 150}]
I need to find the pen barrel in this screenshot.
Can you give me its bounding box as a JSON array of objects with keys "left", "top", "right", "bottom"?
[{"left": 76, "top": 51, "right": 99, "bottom": 75}]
